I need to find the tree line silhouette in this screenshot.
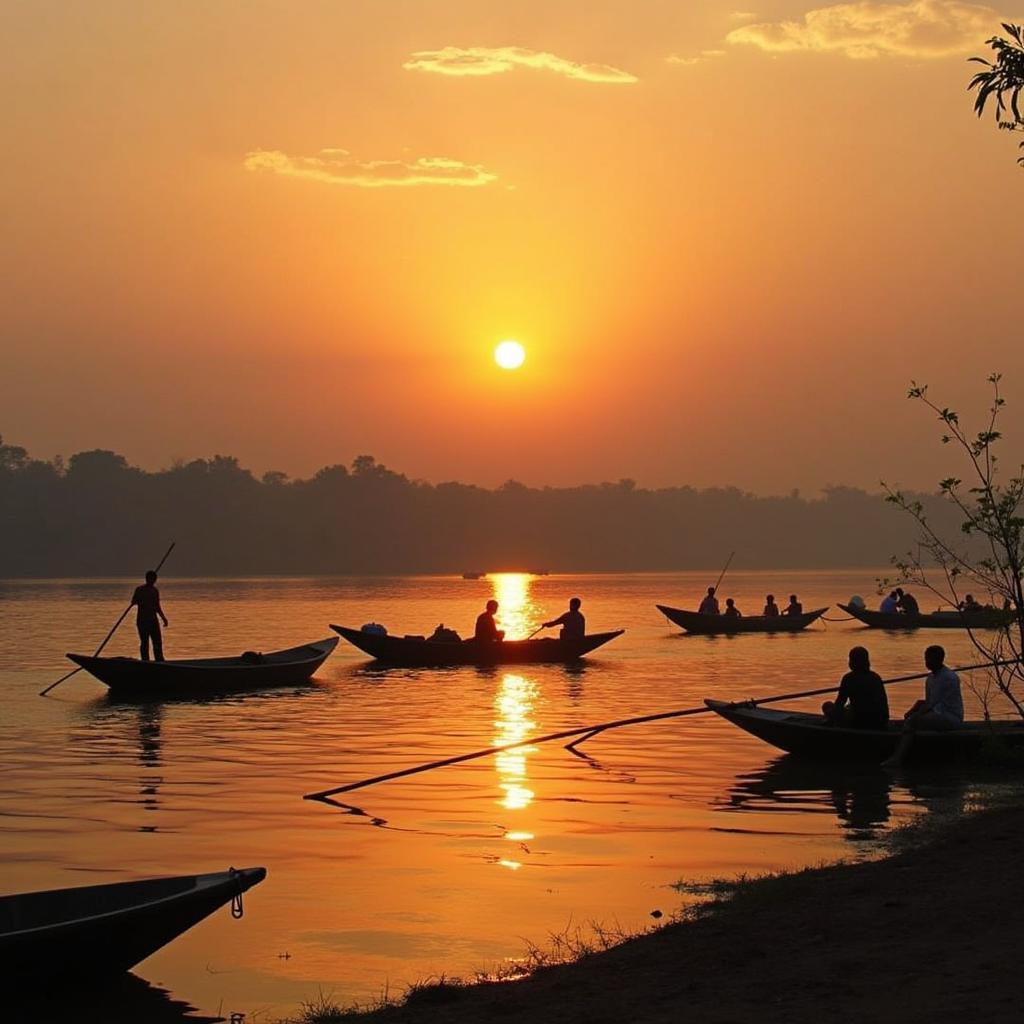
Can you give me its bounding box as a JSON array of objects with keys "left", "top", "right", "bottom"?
[{"left": 0, "top": 435, "right": 956, "bottom": 577}]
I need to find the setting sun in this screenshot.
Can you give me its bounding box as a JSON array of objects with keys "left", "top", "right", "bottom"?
[{"left": 494, "top": 340, "right": 525, "bottom": 370}]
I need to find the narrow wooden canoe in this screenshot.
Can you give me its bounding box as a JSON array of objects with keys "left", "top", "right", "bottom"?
[
  {"left": 657, "top": 605, "right": 828, "bottom": 635},
  {"left": 66, "top": 637, "right": 338, "bottom": 696},
  {"left": 0, "top": 867, "right": 266, "bottom": 984},
  {"left": 705, "top": 699, "right": 1024, "bottom": 762},
  {"left": 332, "top": 624, "right": 624, "bottom": 665},
  {"left": 839, "top": 603, "right": 1013, "bottom": 630}
]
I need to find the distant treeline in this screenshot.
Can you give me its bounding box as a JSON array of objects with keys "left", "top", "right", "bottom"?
[{"left": 0, "top": 436, "right": 954, "bottom": 577}]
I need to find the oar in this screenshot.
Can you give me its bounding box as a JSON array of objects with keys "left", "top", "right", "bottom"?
[
  {"left": 525, "top": 624, "right": 547, "bottom": 640},
  {"left": 711, "top": 550, "right": 736, "bottom": 596},
  {"left": 303, "top": 656, "right": 1019, "bottom": 802},
  {"left": 39, "top": 541, "right": 176, "bottom": 697}
]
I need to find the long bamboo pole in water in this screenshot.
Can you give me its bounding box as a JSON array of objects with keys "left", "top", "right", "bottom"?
[{"left": 303, "top": 656, "right": 1019, "bottom": 802}]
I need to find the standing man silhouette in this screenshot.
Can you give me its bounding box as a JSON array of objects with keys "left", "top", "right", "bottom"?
[{"left": 132, "top": 570, "right": 169, "bottom": 661}]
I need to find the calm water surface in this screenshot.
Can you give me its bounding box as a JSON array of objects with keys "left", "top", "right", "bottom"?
[{"left": 0, "top": 572, "right": 1007, "bottom": 1020}]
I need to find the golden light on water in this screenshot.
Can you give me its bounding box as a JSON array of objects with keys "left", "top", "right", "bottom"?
[
  {"left": 494, "top": 340, "right": 525, "bottom": 370},
  {"left": 494, "top": 673, "right": 538, "bottom": 813},
  {"left": 490, "top": 572, "right": 540, "bottom": 639}
]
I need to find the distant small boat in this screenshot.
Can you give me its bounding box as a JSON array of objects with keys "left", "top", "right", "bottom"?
[
  {"left": 66, "top": 637, "right": 338, "bottom": 696},
  {"left": 839, "top": 604, "right": 1013, "bottom": 630},
  {"left": 332, "top": 624, "right": 624, "bottom": 665},
  {"left": 705, "top": 699, "right": 1024, "bottom": 762},
  {"left": 0, "top": 867, "right": 266, "bottom": 984},
  {"left": 657, "top": 605, "right": 827, "bottom": 635},
  {"left": 461, "top": 571, "right": 486, "bottom": 579}
]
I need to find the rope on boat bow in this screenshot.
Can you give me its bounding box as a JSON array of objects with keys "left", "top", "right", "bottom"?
[{"left": 229, "top": 867, "right": 245, "bottom": 919}]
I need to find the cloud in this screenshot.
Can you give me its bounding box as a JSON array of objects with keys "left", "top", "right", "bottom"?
[
  {"left": 403, "top": 46, "right": 638, "bottom": 83},
  {"left": 667, "top": 49, "right": 727, "bottom": 65},
  {"left": 244, "top": 149, "right": 497, "bottom": 188},
  {"left": 729, "top": 11, "right": 759, "bottom": 21},
  {"left": 727, "top": 0, "right": 1002, "bottom": 59}
]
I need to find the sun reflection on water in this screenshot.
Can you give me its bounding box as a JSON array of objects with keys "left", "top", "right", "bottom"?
[
  {"left": 493, "top": 673, "right": 539, "bottom": 826},
  {"left": 489, "top": 572, "right": 541, "bottom": 639}
]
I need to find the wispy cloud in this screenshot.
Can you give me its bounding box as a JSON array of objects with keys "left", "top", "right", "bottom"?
[
  {"left": 244, "top": 149, "right": 498, "bottom": 188},
  {"left": 403, "top": 46, "right": 638, "bottom": 83},
  {"left": 666, "top": 49, "right": 727, "bottom": 65},
  {"left": 727, "top": 0, "right": 1001, "bottom": 59},
  {"left": 729, "top": 11, "right": 759, "bottom": 21}
]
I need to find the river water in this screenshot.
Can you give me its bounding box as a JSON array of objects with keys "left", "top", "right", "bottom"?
[{"left": 0, "top": 572, "right": 1007, "bottom": 1020}]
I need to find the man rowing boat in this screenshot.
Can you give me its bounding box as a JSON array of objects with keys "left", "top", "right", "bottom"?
[
  {"left": 131, "top": 570, "right": 169, "bottom": 662},
  {"left": 543, "top": 597, "right": 585, "bottom": 639}
]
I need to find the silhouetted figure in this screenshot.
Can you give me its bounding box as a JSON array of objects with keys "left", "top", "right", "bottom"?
[
  {"left": 723, "top": 598, "right": 742, "bottom": 618},
  {"left": 763, "top": 594, "right": 780, "bottom": 617},
  {"left": 698, "top": 587, "right": 720, "bottom": 615},
  {"left": 131, "top": 570, "right": 168, "bottom": 662},
  {"left": 783, "top": 594, "right": 802, "bottom": 616},
  {"left": 822, "top": 646, "right": 889, "bottom": 729},
  {"left": 959, "top": 594, "right": 982, "bottom": 613},
  {"left": 474, "top": 599, "right": 505, "bottom": 642},
  {"left": 879, "top": 590, "right": 900, "bottom": 614},
  {"left": 544, "top": 597, "right": 585, "bottom": 639},
  {"left": 897, "top": 589, "right": 920, "bottom": 616},
  {"left": 882, "top": 645, "right": 963, "bottom": 767}
]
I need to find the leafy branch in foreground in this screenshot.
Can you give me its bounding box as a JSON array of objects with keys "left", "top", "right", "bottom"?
[
  {"left": 969, "top": 23, "right": 1024, "bottom": 166},
  {"left": 883, "top": 374, "right": 1024, "bottom": 717}
]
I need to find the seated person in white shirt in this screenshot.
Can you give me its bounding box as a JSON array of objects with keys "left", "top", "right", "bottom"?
[{"left": 882, "top": 645, "right": 963, "bottom": 767}]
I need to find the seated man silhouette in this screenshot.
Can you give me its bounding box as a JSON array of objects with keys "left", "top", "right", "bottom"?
[
  {"left": 474, "top": 599, "right": 505, "bottom": 642},
  {"left": 783, "top": 594, "right": 803, "bottom": 616},
  {"left": 698, "top": 587, "right": 720, "bottom": 615},
  {"left": 544, "top": 597, "right": 585, "bottom": 639},
  {"left": 723, "top": 598, "right": 742, "bottom": 618},
  {"left": 763, "top": 594, "right": 780, "bottom": 617},
  {"left": 822, "top": 646, "right": 889, "bottom": 730}
]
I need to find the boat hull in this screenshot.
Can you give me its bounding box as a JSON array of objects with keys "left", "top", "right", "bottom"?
[
  {"left": 705, "top": 699, "right": 1024, "bottom": 762},
  {"left": 657, "top": 605, "right": 827, "bottom": 635},
  {"left": 0, "top": 868, "right": 266, "bottom": 984},
  {"left": 839, "top": 604, "right": 1012, "bottom": 630},
  {"left": 67, "top": 638, "right": 338, "bottom": 697},
  {"left": 332, "top": 625, "right": 624, "bottom": 665}
]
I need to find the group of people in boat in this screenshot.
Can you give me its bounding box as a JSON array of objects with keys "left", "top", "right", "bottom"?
[
  {"left": 878, "top": 588, "right": 920, "bottom": 615},
  {"left": 822, "top": 643, "right": 963, "bottom": 765},
  {"left": 698, "top": 586, "right": 803, "bottom": 619}
]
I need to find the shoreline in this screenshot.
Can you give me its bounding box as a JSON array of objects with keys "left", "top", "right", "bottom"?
[{"left": 299, "top": 793, "right": 1024, "bottom": 1023}]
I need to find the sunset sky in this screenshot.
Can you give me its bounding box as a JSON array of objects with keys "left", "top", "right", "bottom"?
[{"left": 3, "top": 0, "right": 1021, "bottom": 494}]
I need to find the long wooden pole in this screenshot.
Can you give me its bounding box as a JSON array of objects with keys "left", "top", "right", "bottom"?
[
  {"left": 303, "top": 656, "right": 1019, "bottom": 802},
  {"left": 711, "top": 550, "right": 736, "bottom": 596},
  {"left": 39, "top": 541, "right": 176, "bottom": 697}
]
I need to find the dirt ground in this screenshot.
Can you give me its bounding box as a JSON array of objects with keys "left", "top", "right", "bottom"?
[{"left": 346, "top": 801, "right": 1024, "bottom": 1024}]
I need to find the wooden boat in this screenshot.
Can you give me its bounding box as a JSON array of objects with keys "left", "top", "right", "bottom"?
[
  {"left": 0, "top": 867, "right": 266, "bottom": 984},
  {"left": 461, "top": 571, "right": 486, "bottom": 579},
  {"left": 332, "top": 624, "right": 624, "bottom": 665},
  {"left": 657, "top": 605, "right": 828, "bottom": 635},
  {"left": 66, "top": 637, "right": 338, "bottom": 696},
  {"left": 839, "top": 603, "right": 1013, "bottom": 630},
  {"left": 705, "top": 699, "right": 1024, "bottom": 762}
]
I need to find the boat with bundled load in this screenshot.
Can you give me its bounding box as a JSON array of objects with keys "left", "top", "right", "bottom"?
[
  {"left": 66, "top": 637, "right": 338, "bottom": 696},
  {"left": 657, "top": 605, "right": 828, "bottom": 635},
  {"left": 705, "top": 699, "right": 1024, "bottom": 762},
  {"left": 0, "top": 867, "right": 266, "bottom": 985},
  {"left": 839, "top": 604, "right": 1013, "bottom": 630},
  {"left": 332, "top": 624, "right": 624, "bottom": 665}
]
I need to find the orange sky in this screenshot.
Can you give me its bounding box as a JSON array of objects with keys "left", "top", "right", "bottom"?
[{"left": 2, "top": 0, "right": 1021, "bottom": 493}]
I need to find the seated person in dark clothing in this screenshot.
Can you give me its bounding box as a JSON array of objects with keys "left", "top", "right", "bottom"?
[
  {"left": 763, "top": 594, "right": 780, "bottom": 617},
  {"left": 474, "top": 599, "right": 505, "bottom": 642},
  {"left": 897, "top": 589, "right": 920, "bottom": 615},
  {"left": 723, "top": 598, "right": 742, "bottom": 618},
  {"left": 822, "top": 646, "right": 889, "bottom": 729},
  {"left": 698, "top": 587, "right": 720, "bottom": 615},
  {"left": 959, "top": 593, "right": 983, "bottom": 613},
  {"left": 544, "top": 597, "right": 585, "bottom": 639},
  {"left": 783, "top": 594, "right": 803, "bottom": 616}
]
